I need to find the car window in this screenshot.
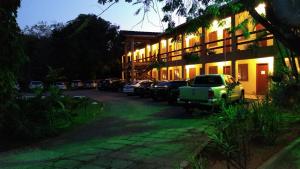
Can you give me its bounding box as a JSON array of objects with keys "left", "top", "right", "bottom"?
[
  {"left": 194, "top": 76, "right": 223, "bottom": 85},
  {"left": 157, "top": 82, "right": 170, "bottom": 86}
]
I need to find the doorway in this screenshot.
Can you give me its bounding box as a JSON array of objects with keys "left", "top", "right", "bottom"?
[{"left": 256, "top": 64, "right": 269, "bottom": 95}]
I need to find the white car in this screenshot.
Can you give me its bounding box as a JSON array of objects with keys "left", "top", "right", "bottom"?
[
  {"left": 55, "top": 82, "right": 67, "bottom": 90},
  {"left": 123, "top": 80, "right": 152, "bottom": 95},
  {"left": 29, "top": 81, "right": 44, "bottom": 90}
]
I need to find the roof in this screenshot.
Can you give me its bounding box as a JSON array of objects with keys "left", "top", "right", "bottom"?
[{"left": 120, "top": 30, "right": 161, "bottom": 37}]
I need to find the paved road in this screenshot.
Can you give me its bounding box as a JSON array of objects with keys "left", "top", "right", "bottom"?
[{"left": 0, "top": 90, "right": 215, "bottom": 169}]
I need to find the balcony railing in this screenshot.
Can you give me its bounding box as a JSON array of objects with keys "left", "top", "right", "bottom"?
[{"left": 131, "top": 29, "right": 273, "bottom": 63}]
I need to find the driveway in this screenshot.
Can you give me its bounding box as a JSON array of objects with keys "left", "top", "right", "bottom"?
[{"left": 0, "top": 90, "right": 216, "bottom": 169}]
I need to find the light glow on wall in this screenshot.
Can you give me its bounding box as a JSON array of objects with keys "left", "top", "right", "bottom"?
[
  {"left": 255, "top": 3, "right": 266, "bottom": 15},
  {"left": 185, "top": 64, "right": 196, "bottom": 69},
  {"left": 257, "top": 56, "right": 274, "bottom": 74},
  {"left": 161, "top": 39, "right": 166, "bottom": 47},
  {"left": 217, "top": 61, "right": 231, "bottom": 67}
]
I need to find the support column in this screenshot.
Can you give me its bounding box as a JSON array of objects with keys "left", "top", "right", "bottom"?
[
  {"left": 201, "top": 63, "right": 206, "bottom": 75},
  {"left": 131, "top": 39, "right": 135, "bottom": 81},
  {"left": 158, "top": 40, "right": 161, "bottom": 80},
  {"left": 231, "top": 14, "right": 237, "bottom": 52},
  {"left": 181, "top": 65, "right": 185, "bottom": 80},
  {"left": 231, "top": 14, "right": 237, "bottom": 79},
  {"left": 124, "top": 43, "right": 129, "bottom": 81},
  {"left": 232, "top": 59, "right": 236, "bottom": 79},
  {"left": 201, "top": 27, "right": 207, "bottom": 56},
  {"left": 166, "top": 38, "right": 169, "bottom": 62}
]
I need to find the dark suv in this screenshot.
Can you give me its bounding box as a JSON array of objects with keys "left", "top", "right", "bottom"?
[
  {"left": 134, "top": 81, "right": 157, "bottom": 97},
  {"left": 150, "top": 80, "right": 188, "bottom": 104}
]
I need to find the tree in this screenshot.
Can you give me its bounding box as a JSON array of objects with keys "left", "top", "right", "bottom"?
[
  {"left": 22, "top": 14, "right": 123, "bottom": 81},
  {"left": 0, "top": 0, "right": 26, "bottom": 132}
]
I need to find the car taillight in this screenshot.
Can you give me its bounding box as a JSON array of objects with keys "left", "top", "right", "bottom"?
[{"left": 208, "top": 90, "right": 214, "bottom": 99}]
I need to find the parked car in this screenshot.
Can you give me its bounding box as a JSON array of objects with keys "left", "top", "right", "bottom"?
[
  {"left": 150, "top": 80, "right": 188, "bottom": 103},
  {"left": 134, "top": 81, "right": 157, "bottom": 97},
  {"left": 178, "top": 74, "right": 244, "bottom": 111},
  {"left": 55, "top": 82, "right": 68, "bottom": 90},
  {"left": 123, "top": 80, "right": 152, "bottom": 95},
  {"left": 98, "top": 78, "right": 125, "bottom": 91},
  {"left": 84, "top": 80, "right": 97, "bottom": 89},
  {"left": 29, "top": 81, "right": 44, "bottom": 90},
  {"left": 71, "top": 80, "right": 84, "bottom": 89}
]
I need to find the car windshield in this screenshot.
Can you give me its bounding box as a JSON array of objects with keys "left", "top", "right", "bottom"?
[{"left": 194, "top": 76, "right": 223, "bottom": 86}]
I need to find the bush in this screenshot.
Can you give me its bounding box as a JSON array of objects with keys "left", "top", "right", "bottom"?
[
  {"left": 1, "top": 86, "right": 103, "bottom": 140},
  {"left": 250, "top": 100, "right": 281, "bottom": 145},
  {"left": 270, "top": 81, "right": 300, "bottom": 110},
  {"left": 208, "top": 98, "right": 283, "bottom": 169},
  {"left": 209, "top": 105, "right": 251, "bottom": 169}
]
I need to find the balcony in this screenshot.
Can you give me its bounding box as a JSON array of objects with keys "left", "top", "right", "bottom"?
[{"left": 129, "top": 29, "right": 273, "bottom": 66}]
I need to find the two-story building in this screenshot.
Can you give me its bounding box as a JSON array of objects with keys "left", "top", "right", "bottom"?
[{"left": 120, "top": 3, "right": 300, "bottom": 95}]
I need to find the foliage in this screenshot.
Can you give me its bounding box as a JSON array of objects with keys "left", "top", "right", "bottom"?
[
  {"left": 45, "top": 66, "right": 66, "bottom": 85},
  {"left": 150, "top": 59, "right": 166, "bottom": 69},
  {"left": 209, "top": 105, "right": 251, "bottom": 169},
  {"left": 1, "top": 87, "right": 103, "bottom": 140},
  {"left": 250, "top": 100, "right": 281, "bottom": 145},
  {"left": 182, "top": 53, "right": 201, "bottom": 64},
  {"left": 208, "top": 96, "right": 283, "bottom": 169},
  {"left": 270, "top": 81, "right": 300, "bottom": 110},
  {"left": 22, "top": 14, "right": 123, "bottom": 81},
  {"left": 0, "top": 0, "right": 27, "bottom": 139}
]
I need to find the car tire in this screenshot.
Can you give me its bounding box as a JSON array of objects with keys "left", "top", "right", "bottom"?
[{"left": 239, "top": 91, "right": 245, "bottom": 104}]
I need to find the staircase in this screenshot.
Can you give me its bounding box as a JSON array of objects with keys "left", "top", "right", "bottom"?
[{"left": 134, "top": 57, "right": 158, "bottom": 81}]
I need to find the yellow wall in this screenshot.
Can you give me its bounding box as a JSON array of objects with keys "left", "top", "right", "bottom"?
[
  {"left": 236, "top": 56, "right": 274, "bottom": 95},
  {"left": 205, "top": 61, "right": 232, "bottom": 74},
  {"left": 185, "top": 64, "right": 202, "bottom": 80}
]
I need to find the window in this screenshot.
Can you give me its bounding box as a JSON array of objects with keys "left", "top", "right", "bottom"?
[
  {"left": 223, "top": 66, "right": 231, "bottom": 75},
  {"left": 238, "top": 64, "right": 248, "bottom": 81},
  {"left": 256, "top": 24, "right": 267, "bottom": 47},
  {"left": 209, "top": 66, "right": 218, "bottom": 74},
  {"left": 162, "top": 70, "right": 167, "bottom": 80},
  {"left": 208, "top": 31, "right": 218, "bottom": 47}
]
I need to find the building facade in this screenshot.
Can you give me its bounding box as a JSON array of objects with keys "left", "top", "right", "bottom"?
[{"left": 121, "top": 3, "right": 300, "bottom": 95}]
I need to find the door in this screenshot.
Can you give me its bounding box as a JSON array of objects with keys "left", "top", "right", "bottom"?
[
  {"left": 189, "top": 68, "right": 196, "bottom": 80},
  {"left": 209, "top": 66, "right": 218, "bottom": 74},
  {"left": 256, "top": 24, "right": 267, "bottom": 47},
  {"left": 174, "top": 69, "right": 180, "bottom": 80},
  {"left": 169, "top": 70, "right": 173, "bottom": 80},
  {"left": 223, "top": 29, "right": 231, "bottom": 52},
  {"left": 223, "top": 66, "right": 231, "bottom": 75},
  {"left": 256, "top": 64, "right": 269, "bottom": 95}
]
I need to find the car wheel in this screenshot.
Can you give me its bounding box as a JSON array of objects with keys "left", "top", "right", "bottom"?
[
  {"left": 184, "top": 106, "right": 193, "bottom": 113},
  {"left": 239, "top": 91, "right": 245, "bottom": 104},
  {"left": 152, "top": 96, "right": 158, "bottom": 101}
]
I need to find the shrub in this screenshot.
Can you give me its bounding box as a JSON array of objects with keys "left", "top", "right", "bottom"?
[
  {"left": 1, "top": 86, "right": 103, "bottom": 141},
  {"left": 208, "top": 98, "right": 283, "bottom": 169},
  {"left": 250, "top": 100, "right": 281, "bottom": 145},
  {"left": 209, "top": 105, "right": 251, "bottom": 169}
]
